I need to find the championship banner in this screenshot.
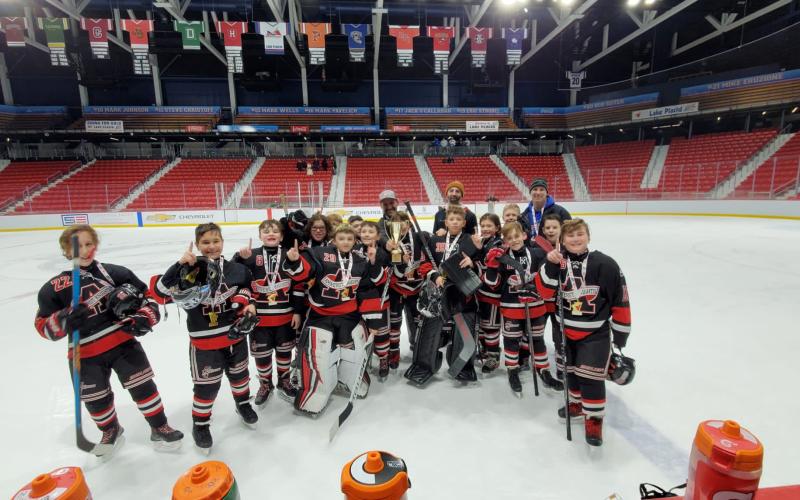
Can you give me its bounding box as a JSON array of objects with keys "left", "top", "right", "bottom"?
[
  {"left": 466, "top": 120, "right": 499, "bottom": 132},
  {"left": 80, "top": 18, "right": 113, "bottom": 59},
  {"left": 427, "top": 26, "right": 454, "bottom": 74},
  {"left": 85, "top": 120, "right": 124, "bottom": 133},
  {"left": 343, "top": 24, "right": 368, "bottom": 62},
  {"left": 174, "top": 20, "right": 205, "bottom": 50},
  {"left": 0, "top": 17, "right": 27, "bottom": 47},
  {"left": 389, "top": 25, "right": 419, "bottom": 67},
  {"left": 121, "top": 19, "right": 154, "bottom": 75},
  {"left": 566, "top": 70, "right": 586, "bottom": 90},
  {"left": 502, "top": 27, "right": 526, "bottom": 66},
  {"left": 255, "top": 22, "right": 290, "bottom": 55},
  {"left": 215, "top": 21, "right": 248, "bottom": 73},
  {"left": 386, "top": 107, "right": 509, "bottom": 115},
  {"left": 301, "top": 23, "right": 331, "bottom": 65},
  {"left": 37, "top": 18, "right": 69, "bottom": 66},
  {"left": 466, "top": 27, "right": 492, "bottom": 68}
]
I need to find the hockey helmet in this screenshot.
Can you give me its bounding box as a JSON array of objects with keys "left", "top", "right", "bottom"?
[
  {"left": 608, "top": 351, "right": 636, "bottom": 385},
  {"left": 417, "top": 280, "right": 443, "bottom": 319},
  {"left": 171, "top": 257, "right": 221, "bottom": 310},
  {"left": 108, "top": 283, "right": 144, "bottom": 318}
]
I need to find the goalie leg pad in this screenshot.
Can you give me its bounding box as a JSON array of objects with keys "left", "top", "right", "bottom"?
[
  {"left": 447, "top": 312, "right": 477, "bottom": 379},
  {"left": 337, "top": 322, "right": 373, "bottom": 398},
  {"left": 294, "top": 326, "right": 339, "bottom": 414},
  {"left": 403, "top": 316, "right": 444, "bottom": 386}
]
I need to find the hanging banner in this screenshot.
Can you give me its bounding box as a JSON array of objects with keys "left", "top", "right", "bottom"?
[
  {"left": 632, "top": 102, "right": 699, "bottom": 121},
  {"left": 80, "top": 18, "right": 114, "bottom": 59},
  {"left": 566, "top": 70, "right": 586, "bottom": 90},
  {"left": 85, "top": 120, "right": 124, "bottom": 133},
  {"left": 255, "top": 22, "right": 290, "bottom": 55},
  {"left": 427, "top": 26, "right": 454, "bottom": 74},
  {"left": 174, "top": 20, "right": 205, "bottom": 50},
  {"left": 121, "top": 19, "right": 154, "bottom": 75},
  {"left": 389, "top": 25, "right": 419, "bottom": 68},
  {"left": 301, "top": 22, "right": 332, "bottom": 65},
  {"left": 38, "top": 18, "right": 70, "bottom": 66},
  {"left": 466, "top": 27, "right": 492, "bottom": 68},
  {"left": 502, "top": 27, "right": 527, "bottom": 66},
  {"left": 466, "top": 120, "right": 499, "bottom": 132},
  {"left": 343, "top": 24, "right": 368, "bottom": 62},
  {"left": 0, "top": 17, "right": 27, "bottom": 47},
  {"left": 216, "top": 21, "right": 248, "bottom": 73}
]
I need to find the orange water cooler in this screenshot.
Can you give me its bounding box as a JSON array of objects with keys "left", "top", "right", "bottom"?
[
  {"left": 341, "top": 450, "right": 410, "bottom": 500},
  {"left": 12, "top": 467, "right": 91, "bottom": 500},
  {"left": 172, "top": 461, "right": 240, "bottom": 500}
]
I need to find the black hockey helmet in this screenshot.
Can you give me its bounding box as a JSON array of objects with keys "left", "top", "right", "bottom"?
[
  {"left": 289, "top": 209, "right": 308, "bottom": 230},
  {"left": 171, "top": 257, "right": 221, "bottom": 310},
  {"left": 108, "top": 283, "right": 144, "bottom": 318},
  {"left": 608, "top": 351, "right": 636, "bottom": 385}
]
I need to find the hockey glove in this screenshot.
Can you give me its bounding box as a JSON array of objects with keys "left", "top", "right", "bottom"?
[
  {"left": 60, "top": 304, "right": 90, "bottom": 333},
  {"left": 613, "top": 335, "right": 628, "bottom": 349},
  {"left": 485, "top": 247, "right": 505, "bottom": 269},
  {"left": 119, "top": 304, "right": 159, "bottom": 337},
  {"left": 228, "top": 313, "right": 258, "bottom": 340}
]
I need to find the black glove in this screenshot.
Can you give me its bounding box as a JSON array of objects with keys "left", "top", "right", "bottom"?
[
  {"left": 228, "top": 313, "right": 258, "bottom": 340},
  {"left": 613, "top": 334, "right": 628, "bottom": 350},
  {"left": 59, "top": 304, "right": 89, "bottom": 332},
  {"left": 119, "top": 305, "right": 159, "bottom": 337}
]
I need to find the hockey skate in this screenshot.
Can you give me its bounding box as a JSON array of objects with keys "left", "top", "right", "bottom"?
[
  {"left": 378, "top": 357, "right": 390, "bottom": 381},
  {"left": 388, "top": 350, "right": 400, "bottom": 370},
  {"left": 236, "top": 402, "right": 258, "bottom": 429},
  {"left": 508, "top": 368, "right": 522, "bottom": 398},
  {"left": 192, "top": 423, "right": 212, "bottom": 454},
  {"left": 585, "top": 416, "right": 603, "bottom": 447},
  {"left": 481, "top": 353, "right": 499, "bottom": 374},
  {"left": 278, "top": 375, "right": 298, "bottom": 403},
  {"left": 150, "top": 424, "right": 183, "bottom": 452},
  {"left": 558, "top": 402, "right": 585, "bottom": 422},
  {"left": 95, "top": 422, "right": 125, "bottom": 458},
  {"left": 254, "top": 380, "right": 274, "bottom": 408},
  {"left": 537, "top": 368, "right": 565, "bottom": 392}
]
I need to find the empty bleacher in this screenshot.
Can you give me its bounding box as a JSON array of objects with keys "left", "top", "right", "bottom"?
[
  {"left": 0, "top": 160, "right": 80, "bottom": 211},
  {"left": 127, "top": 158, "right": 251, "bottom": 210},
  {"left": 658, "top": 129, "right": 776, "bottom": 195},
  {"left": 426, "top": 156, "right": 520, "bottom": 203},
  {"left": 679, "top": 71, "right": 800, "bottom": 113},
  {"left": 343, "top": 157, "right": 428, "bottom": 205},
  {"left": 243, "top": 158, "right": 334, "bottom": 208},
  {"left": 17, "top": 159, "right": 165, "bottom": 213},
  {"left": 732, "top": 134, "right": 800, "bottom": 198},
  {"left": 501, "top": 155, "right": 574, "bottom": 201},
  {"left": 575, "top": 140, "right": 655, "bottom": 199}
]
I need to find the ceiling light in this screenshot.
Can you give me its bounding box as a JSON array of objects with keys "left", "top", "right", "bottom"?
[
  {"left": 188, "top": 136, "right": 196, "bottom": 141},
  {"left": 716, "top": 116, "right": 721, "bottom": 121},
  {"left": 109, "top": 136, "right": 119, "bottom": 141},
  {"left": 540, "top": 135, "right": 546, "bottom": 139},
  {"left": 792, "top": 106, "right": 798, "bottom": 113},
  {"left": 644, "top": 0, "right": 656, "bottom": 5},
  {"left": 566, "top": 134, "right": 574, "bottom": 138},
  {"left": 587, "top": 132, "right": 592, "bottom": 136},
  {"left": 761, "top": 111, "right": 766, "bottom": 116},
  {"left": 619, "top": 128, "right": 624, "bottom": 133},
  {"left": 627, "top": 0, "right": 641, "bottom": 6}
]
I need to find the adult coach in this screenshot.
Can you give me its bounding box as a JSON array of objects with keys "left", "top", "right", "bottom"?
[
  {"left": 520, "top": 178, "right": 571, "bottom": 239},
  {"left": 377, "top": 189, "right": 399, "bottom": 241},
  {"left": 433, "top": 180, "right": 478, "bottom": 235}
]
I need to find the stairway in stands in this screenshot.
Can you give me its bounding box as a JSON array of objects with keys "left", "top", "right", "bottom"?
[
  {"left": 1, "top": 160, "right": 80, "bottom": 213},
  {"left": 344, "top": 157, "right": 429, "bottom": 205},
  {"left": 501, "top": 155, "right": 575, "bottom": 201},
  {"left": 728, "top": 133, "right": 800, "bottom": 198},
  {"left": 245, "top": 158, "right": 334, "bottom": 208}
]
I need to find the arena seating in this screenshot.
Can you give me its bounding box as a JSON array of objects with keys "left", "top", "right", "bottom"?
[
  {"left": 0, "top": 107, "right": 69, "bottom": 131},
  {"left": 426, "top": 156, "right": 521, "bottom": 203},
  {"left": 0, "top": 160, "right": 80, "bottom": 211},
  {"left": 244, "top": 158, "right": 334, "bottom": 208},
  {"left": 127, "top": 158, "right": 251, "bottom": 210},
  {"left": 522, "top": 94, "right": 659, "bottom": 130},
  {"left": 17, "top": 160, "right": 165, "bottom": 213},
  {"left": 658, "top": 129, "right": 776, "bottom": 195},
  {"left": 679, "top": 73, "right": 800, "bottom": 112},
  {"left": 501, "top": 155, "right": 574, "bottom": 201},
  {"left": 574, "top": 140, "right": 655, "bottom": 199},
  {"left": 731, "top": 134, "right": 800, "bottom": 198},
  {"left": 343, "top": 157, "right": 428, "bottom": 205}
]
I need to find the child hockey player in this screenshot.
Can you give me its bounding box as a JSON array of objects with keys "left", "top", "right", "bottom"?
[
  {"left": 476, "top": 213, "right": 503, "bottom": 373},
  {"left": 35, "top": 225, "right": 182, "bottom": 455},
  {"left": 233, "top": 220, "right": 309, "bottom": 405},
  {"left": 155, "top": 223, "right": 258, "bottom": 452},
  {"left": 483, "top": 222, "right": 562, "bottom": 396},
  {"left": 502, "top": 204, "right": 521, "bottom": 225},
  {"left": 533, "top": 214, "right": 565, "bottom": 378},
  {"left": 535, "top": 218, "right": 631, "bottom": 446}
]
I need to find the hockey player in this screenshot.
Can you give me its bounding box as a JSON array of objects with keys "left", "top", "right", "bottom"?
[
  {"left": 533, "top": 214, "right": 565, "bottom": 378},
  {"left": 305, "top": 213, "right": 332, "bottom": 248},
  {"left": 294, "top": 224, "right": 385, "bottom": 415},
  {"left": 35, "top": 225, "right": 182, "bottom": 455},
  {"left": 154, "top": 223, "right": 258, "bottom": 451},
  {"left": 354, "top": 221, "right": 392, "bottom": 379},
  {"left": 502, "top": 203, "right": 521, "bottom": 225},
  {"left": 475, "top": 213, "right": 503, "bottom": 373},
  {"left": 483, "top": 222, "right": 562, "bottom": 396},
  {"left": 233, "top": 220, "right": 309, "bottom": 406},
  {"left": 385, "top": 211, "right": 427, "bottom": 368},
  {"left": 413, "top": 206, "right": 483, "bottom": 383},
  {"left": 535, "top": 218, "right": 631, "bottom": 446}
]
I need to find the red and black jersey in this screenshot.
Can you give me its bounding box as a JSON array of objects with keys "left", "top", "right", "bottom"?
[
  {"left": 304, "top": 245, "right": 386, "bottom": 316},
  {"left": 535, "top": 250, "right": 631, "bottom": 344},
  {"left": 476, "top": 235, "right": 503, "bottom": 305},
  {"left": 353, "top": 243, "right": 391, "bottom": 313},
  {"left": 232, "top": 246, "right": 309, "bottom": 327},
  {"left": 418, "top": 232, "right": 482, "bottom": 309},
  {"left": 483, "top": 246, "right": 546, "bottom": 320},
  {"left": 389, "top": 231, "right": 427, "bottom": 297},
  {"left": 35, "top": 262, "right": 153, "bottom": 358},
  {"left": 155, "top": 258, "right": 254, "bottom": 350},
  {"left": 529, "top": 237, "right": 557, "bottom": 312}
]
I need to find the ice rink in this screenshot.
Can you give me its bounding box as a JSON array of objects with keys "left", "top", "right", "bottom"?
[{"left": 2, "top": 215, "right": 799, "bottom": 499}]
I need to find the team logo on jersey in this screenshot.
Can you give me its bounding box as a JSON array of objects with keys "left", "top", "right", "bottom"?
[{"left": 320, "top": 269, "right": 361, "bottom": 300}]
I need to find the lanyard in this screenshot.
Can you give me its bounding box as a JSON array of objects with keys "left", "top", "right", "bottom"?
[
  {"left": 510, "top": 246, "right": 532, "bottom": 283},
  {"left": 80, "top": 262, "right": 116, "bottom": 288},
  {"left": 444, "top": 232, "right": 461, "bottom": 260},
  {"left": 566, "top": 254, "right": 588, "bottom": 300}
]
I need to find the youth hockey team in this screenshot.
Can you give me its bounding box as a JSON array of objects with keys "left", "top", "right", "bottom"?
[{"left": 34, "top": 177, "right": 632, "bottom": 455}]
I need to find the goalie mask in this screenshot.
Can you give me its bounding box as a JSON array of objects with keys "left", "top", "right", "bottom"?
[
  {"left": 417, "top": 280, "right": 443, "bottom": 319},
  {"left": 171, "top": 257, "right": 221, "bottom": 310},
  {"left": 108, "top": 283, "right": 144, "bottom": 318},
  {"left": 608, "top": 351, "right": 636, "bottom": 385}
]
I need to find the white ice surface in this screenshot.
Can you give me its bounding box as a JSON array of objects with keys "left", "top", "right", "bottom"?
[{"left": 2, "top": 216, "right": 799, "bottom": 499}]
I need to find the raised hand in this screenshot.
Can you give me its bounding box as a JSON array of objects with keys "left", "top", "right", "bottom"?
[
  {"left": 238, "top": 238, "right": 253, "bottom": 259},
  {"left": 435, "top": 228, "right": 447, "bottom": 237},
  {"left": 367, "top": 241, "right": 377, "bottom": 264},
  {"left": 471, "top": 233, "right": 483, "bottom": 249},
  {"left": 459, "top": 251, "right": 473, "bottom": 269},
  {"left": 179, "top": 242, "right": 196, "bottom": 265},
  {"left": 287, "top": 239, "right": 301, "bottom": 262}
]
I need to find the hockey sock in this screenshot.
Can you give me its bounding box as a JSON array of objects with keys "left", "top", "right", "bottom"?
[
  {"left": 275, "top": 342, "right": 293, "bottom": 380},
  {"left": 88, "top": 402, "right": 118, "bottom": 430},
  {"left": 374, "top": 327, "right": 390, "bottom": 359},
  {"left": 191, "top": 395, "right": 215, "bottom": 423},
  {"left": 389, "top": 328, "right": 401, "bottom": 354},
  {"left": 132, "top": 383, "right": 167, "bottom": 428},
  {"left": 484, "top": 328, "right": 501, "bottom": 354},
  {"left": 579, "top": 378, "right": 606, "bottom": 418},
  {"left": 503, "top": 335, "right": 520, "bottom": 368},
  {"left": 229, "top": 376, "right": 251, "bottom": 404},
  {"left": 254, "top": 349, "right": 274, "bottom": 384}
]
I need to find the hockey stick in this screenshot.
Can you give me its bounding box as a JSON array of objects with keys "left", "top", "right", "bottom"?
[
  {"left": 280, "top": 193, "right": 289, "bottom": 218},
  {"left": 329, "top": 332, "right": 375, "bottom": 442},
  {"left": 522, "top": 302, "right": 540, "bottom": 397},
  {"left": 70, "top": 235, "right": 108, "bottom": 455},
  {"left": 556, "top": 259, "right": 572, "bottom": 441}
]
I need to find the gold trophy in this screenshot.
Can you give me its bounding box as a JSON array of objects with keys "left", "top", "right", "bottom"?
[{"left": 388, "top": 221, "right": 404, "bottom": 264}]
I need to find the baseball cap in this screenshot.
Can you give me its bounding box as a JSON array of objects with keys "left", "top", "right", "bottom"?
[{"left": 379, "top": 189, "right": 397, "bottom": 201}]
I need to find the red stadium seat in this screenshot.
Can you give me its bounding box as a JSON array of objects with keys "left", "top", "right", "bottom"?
[
  {"left": 501, "top": 156, "right": 574, "bottom": 201},
  {"left": 731, "top": 134, "right": 800, "bottom": 198},
  {"left": 343, "top": 158, "right": 428, "bottom": 205},
  {"left": 426, "top": 156, "right": 522, "bottom": 203},
  {"left": 575, "top": 140, "right": 655, "bottom": 200}
]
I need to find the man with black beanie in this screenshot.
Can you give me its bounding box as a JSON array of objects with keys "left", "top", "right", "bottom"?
[{"left": 520, "top": 178, "right": 571, "bottom": 239}]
